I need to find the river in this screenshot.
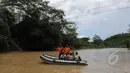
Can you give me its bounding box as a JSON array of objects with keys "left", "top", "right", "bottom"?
[{"left": 0, "top": 48, "right": 130, "bottom": 73}]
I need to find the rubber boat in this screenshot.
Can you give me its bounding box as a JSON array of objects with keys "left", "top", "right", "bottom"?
[{"left": 40, "top": 54, "right": 88, "bottom": 66}]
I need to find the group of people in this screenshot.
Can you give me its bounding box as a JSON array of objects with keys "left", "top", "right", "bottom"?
[{"left": 56, "top": 45, "right": 81, "bottom": 61}]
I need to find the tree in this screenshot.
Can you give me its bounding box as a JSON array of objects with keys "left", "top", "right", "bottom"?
[
  {"left": 93, "top": 34, "right": 103, "bottom": 46},
  {"left": 0, "top": 0, "right": 77, "bottom": 51},
  {"left": 0, "top": 7, "right": 22, "bottom": 52},
  {"left": 104, "top": 33, "right": 130, "bottom": 48},
  {"left": 79, "top": 37, "right": 89, "bottom": 46}
]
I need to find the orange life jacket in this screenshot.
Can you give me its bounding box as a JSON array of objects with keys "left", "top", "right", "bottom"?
[
  {"left": 57, "top": 47, "right": 63, "bottom": 54},
  {"left": 63, "top": 47, "right": 70, "bottom": 55}
]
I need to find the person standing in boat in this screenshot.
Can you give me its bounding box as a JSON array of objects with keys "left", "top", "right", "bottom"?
[
  {"left": 56, "top": 44, "right": 63, "bottom": 59},
  {"left": 63, "top": 45, "right": 70, "bottom": 55}
]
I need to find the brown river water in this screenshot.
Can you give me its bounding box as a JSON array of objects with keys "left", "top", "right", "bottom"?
[{"left": 0, "top": 48, "right": 130, "bottom": 73}]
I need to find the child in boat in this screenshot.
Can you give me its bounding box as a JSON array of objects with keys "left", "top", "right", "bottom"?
[
  {"left": 72, "top": 52, "right": 75, "bottom": 60},
  {"left": 69, "top": 53, "right": 73, "bottom": 60},
  {"left": 59, "top": 52, "right": 64, "bottom": 60},
  {"left": 66, "top": 53, "right": 70, "bottom": 60},
  {"left": 63, "top": 54, "right": 66, "bottom": 60},
  {"left": 75, "top": 52, "right": 81, "bottom": 61}
]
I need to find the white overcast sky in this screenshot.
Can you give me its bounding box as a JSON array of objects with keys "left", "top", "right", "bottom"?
[{"left": 46, "top": 0, "right": 130, "bottom": 40}]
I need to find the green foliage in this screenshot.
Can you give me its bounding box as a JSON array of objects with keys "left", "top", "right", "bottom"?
[
  {"left": 79, "top": 37, "right": 89, "bottom": 46},
  {"left": 104, "top": 33, "right": 130, "bottom": 48},
  {"left": 93, "top": 34, "right": 104, "bottom": 46},
  {"left": 0, "top": 0, "right": 78, "bottom": 51},
  {"left": 74, "top": 36, "right": 104, "bottom": 49}
]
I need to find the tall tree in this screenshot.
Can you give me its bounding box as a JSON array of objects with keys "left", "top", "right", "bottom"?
[
  {"left": 93, "top": 34, "right": 103, "bottom": 46},
  {"left": 0, "top": 0, "right": 77, "bottom": 51},
  {"left": 0, "top": 6, "right": 22, "bottom": 52}
]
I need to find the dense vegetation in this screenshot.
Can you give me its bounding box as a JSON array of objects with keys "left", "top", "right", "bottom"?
[
  {"left": 104, "top": 33, "right": 130, "bottom": 48},
  {"left": 77, "top": 34, "right": 104, "bottom": 49},
  {"left": 0, "top": 0, "right": 78, "bottom": 52},
  {"left": 0, "top": 0, "right": 130, "bottom": 52},
  {"left": 79, "top": 33, "right": 130, "bottom": 49}
]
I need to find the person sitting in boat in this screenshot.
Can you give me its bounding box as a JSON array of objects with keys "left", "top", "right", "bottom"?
[
  {"left": 63, "top": 54, "right": 66, "bottom": 60},
  {"left": 66, "top": 53, "right": 70, "bottom": 60},
  {"left": 69, "top": 53, "right": 73, "bottom": 60},
  {"left": 72, "top": 52, "right": 75, "bottom": 60},
  {"left": 59, "top": 52, "right": 64, "bottom": 60},
  {"left": 75, "top": 52, "right": 82, "bottom": 61},
  {"left": 56, "top": 45, "right": 63, "bottom": 59}
]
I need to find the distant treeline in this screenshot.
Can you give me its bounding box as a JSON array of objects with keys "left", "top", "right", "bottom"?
[
  {"left": 104, "top": 33, "right": 130, "bottom": 48},
  {"left": 78, "top": 33, "right": 130, "bottom": 49},
  {"left": 0, "top": 0, "right": 130, "bottom": 52}
]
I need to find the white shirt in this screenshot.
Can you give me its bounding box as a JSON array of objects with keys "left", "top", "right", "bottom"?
[{"left": 75, "top": 55, "right": 79, "bottom": 60}]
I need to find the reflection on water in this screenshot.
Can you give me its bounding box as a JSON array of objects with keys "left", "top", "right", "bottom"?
[{"left": 0, "top": 48, "right": 130, "bottom": 73}]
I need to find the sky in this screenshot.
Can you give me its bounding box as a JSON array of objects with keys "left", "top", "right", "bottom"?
[{"left": 46, "top": 0, "right": 130, "bottom": 40}]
